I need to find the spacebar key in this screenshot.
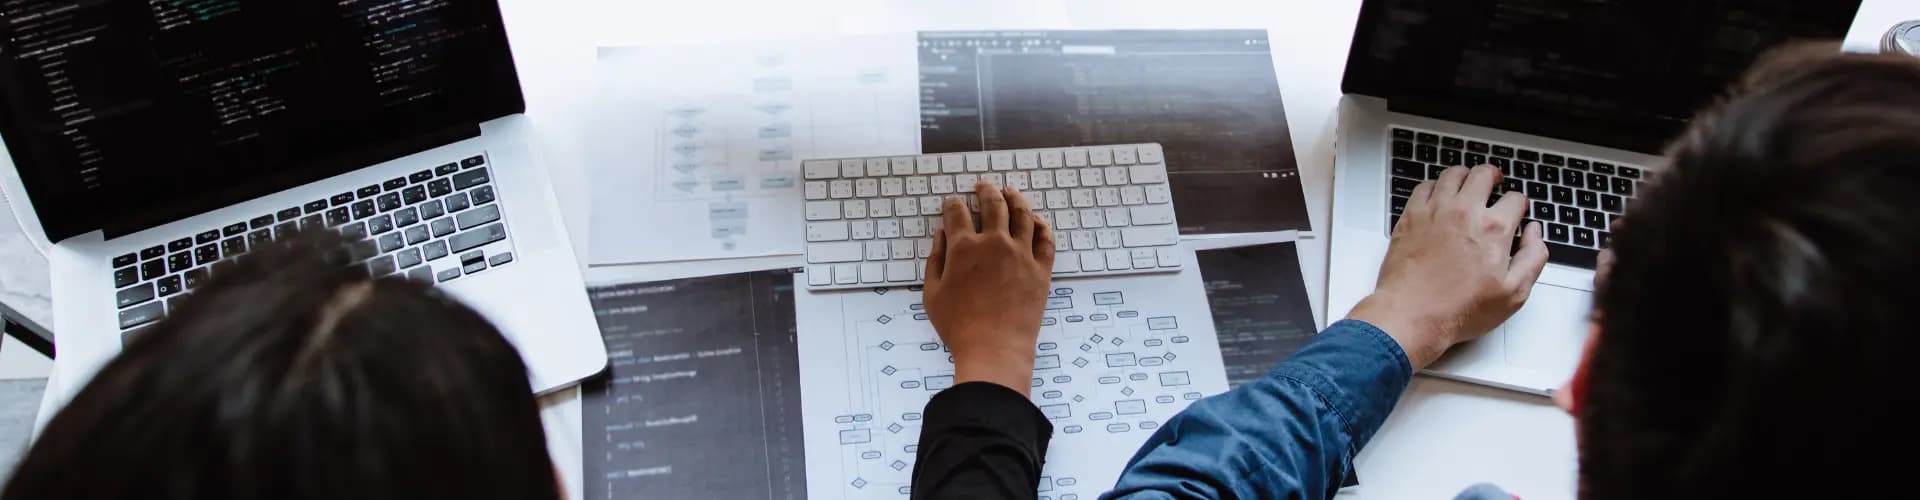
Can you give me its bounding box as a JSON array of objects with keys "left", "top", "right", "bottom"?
[
  {"left": 808, "top": 242, "right": 864, "bottom": 263},
  {"left": 448, "top": 223, "right": 507, "bottom": 254},
  {"left": 1121, "top": 225, "right": 1178, "bottom": 247}
]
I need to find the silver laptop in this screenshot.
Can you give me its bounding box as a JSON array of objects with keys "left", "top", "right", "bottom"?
[
  {"left": 1327, "top": 0, "right": 1863, "bottom": 394},
  {"left": 0, "top": 0, "right": 607, "bottom": 407}
]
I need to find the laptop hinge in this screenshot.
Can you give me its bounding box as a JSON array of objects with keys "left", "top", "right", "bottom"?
[{"left": 1386, "top": 94, "right": 1671, "bottom": 155}]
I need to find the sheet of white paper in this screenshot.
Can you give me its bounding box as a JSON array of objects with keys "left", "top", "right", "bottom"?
[
  {"left": 586, "top": 36, "right": 921, "bottom": 265},
  {"left": 794, "top": 246, "right": 1229, "bottom": 499}
]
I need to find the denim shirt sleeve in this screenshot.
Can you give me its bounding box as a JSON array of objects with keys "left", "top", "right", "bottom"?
[{"left": 1101, "top": 320, "right": 1413, "bottom": 500}]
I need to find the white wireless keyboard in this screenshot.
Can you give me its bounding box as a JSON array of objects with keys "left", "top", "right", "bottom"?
[{"left": 800, "top": 143, "right": 1184, "bottom": 290}]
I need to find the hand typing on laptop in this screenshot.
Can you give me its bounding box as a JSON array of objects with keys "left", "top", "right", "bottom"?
[{"left": 1347, "top": 164, "right": 1549, "bottom": 369}]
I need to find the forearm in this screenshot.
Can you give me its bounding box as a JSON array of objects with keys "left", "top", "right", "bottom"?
[
  {"left": 1104, "top": 320, "right": 1413, "bottom": 499},
  {"left": 911, "top": 382, "right": 1054, "bottom": 500}
]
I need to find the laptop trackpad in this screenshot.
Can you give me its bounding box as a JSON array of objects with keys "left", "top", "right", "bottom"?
[{"left": 1426, "top": 283, "right": 1591, "bottom": 393}]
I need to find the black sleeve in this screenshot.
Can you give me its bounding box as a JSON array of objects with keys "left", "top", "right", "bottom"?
[{"left": 910, "top": 381, "right": 1055, "bottom": 500}]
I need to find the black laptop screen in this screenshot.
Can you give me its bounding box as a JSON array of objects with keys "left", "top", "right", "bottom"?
[
  {"left": 1342, "top": 0, "right": 1861, "bottom": 153},
  {"left": 0, "top": 0, "right": 524, "bottom": 241}
]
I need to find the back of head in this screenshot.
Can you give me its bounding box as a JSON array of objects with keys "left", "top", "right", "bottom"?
[
  {"left": 1, "top": 233, "right": 558, "bottom": 500},
  {"left": 1582, "top": 46, "right": 1920, "bottom": 498}
]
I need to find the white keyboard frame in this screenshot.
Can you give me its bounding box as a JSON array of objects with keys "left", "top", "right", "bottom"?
[{"left": 800, "top": 143, "right": 1185, "bottom": 291}]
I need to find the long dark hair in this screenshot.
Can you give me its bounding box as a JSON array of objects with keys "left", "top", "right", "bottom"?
[{"left": 2, "top": 232, "right": 559, "bottom": 500}]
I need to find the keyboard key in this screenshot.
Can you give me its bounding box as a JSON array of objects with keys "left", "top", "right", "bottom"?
[
  {"left": 1538, "top": 166, "right": 1561, "bottom": 184},
  {"left": 430, "top": 217, "right": 456, "bottom": 237},
  {"left": 1390, "top": 196, "right": 1408, "bottom": 215},
  {"left": 1391, "top": 128, "right": 1414, "bottom": 140},
  {"left": 1588, "top": 173, "right": 1608, "bottom": 190},
  {"left": 1489, "top": 157, "right": 1511, "bottom": 172},
  {"left": 247, "top": 229, "right": 270, "bottom": 246},
  {"left": 1542, "top": 154, "right": 1565, "bottom": 166},
  {"left": 394, "top": 207, "right": 419, "bottom": 227},
  {"left": 1547, "top": 223, "right": 1570, "bottom": 243},
  {"left": 1390, "top": 159, "right": 1422, "bottom": 178},
  {"left": 1558, "top": 206, "right": 1580, "bottom": 224},
  {"left": 277, "top": 207, "right": 303, "bottom": 221},
  {"left": 409, "top": 169, "right": 433, "bottom": 183},
  {"left": 1567, "top": 158, "right": 1589, "bottom": 170},
  {"left": 221, "top": 237, "right": 247, "bottom": 257},
  {"left": 118, "top": 301, "right": 165, "bottom": 330},
  {"left": 408, "top": 266, "right": 433, "bottom": 282},
  {"left": 1599, "top": 231, "right": 1611, "bottom": 248},
  {"left": 461, "top": 155, "right": 486, "bottom": 168},
  {"left": 1440, "top": 137, "right": 1464, "bottom": 149},
  {"left": 117, "top": 282, "right": 155, "bottom": 308},
  {"left": 167, "top": 238, "right": 193, "bottom": 253},
  {"left": 1601, "top": 194, "right": 1624, "bottom": 213},
  {"left": 368, "top": 255, "right": 397, "bottom": 276},
  {"left": 437, "top": 267, "right": 462, "bottom": 283},
  {"left": 1391, "top": 177, "right": 1419, "bottom": 197},
  {"left": 249, "top": 215, "right": 275, "bottom": 229},
  {"left": 351, "top": 200, "right": 376, "bottom": 220},
  {"left": 141, "top": 245, "right": 167, "bottom": 260},
  {"left": 1415, "top": 132, "right": 1438, "bottom": 144},
  {"left": 1576, "top": 190, "right": 1598, "bottom": 208},
  {"left": 113, "top": 253, "right": 138, "bottom": 268},
  {"left": 1392, "top": 140, "right": 1413, "bottom": 159},
  {"left": 403, "top": 186, "right": 427, "bottom": 205},
  {"left": 808, "top": 241, "right": 862, "bottom": 263},
  {"left": 1415, "top": 145, "right": 1437, "bottom": 163},
  {"left": 141, "top": 259, "right": 166, "bottom": 280},
  {"left": 444, "top": 192, "right": 470, "bottom": 212},
  {"left": 378, "top": 233, "right": 405, "bottom": 253},
  {"left": 1526, "top": 181, "right": 1549, "bottom": 200},
  {"left": 1584, "top": 209, "right": 1608, "bottom": 230},
  {"left": 357, "top": 185, "right": 382, "bottom": 198},
  {"left": 1120, "top": 226, "right": 1178, "bottom": 247},
  {"left": 167, "top": 252, "right": 191, "bottom": 273},
  {"left": 157, "top": 276, "right": 181, "bottom": 297},
  {"left": 1465, "top": 152, "right": 1486, "bottom": 167},
  {"left": 423, "top": 240, "right": 449, "bottom": 261},
  {"left": 342, "top": 222, "right": 369, "bottom": 240},
  {"left": 1612, "top": 178, "right": 1635, "bottom": 196},
  {"left": 191, "top": 244, "right": 218, "bottom": 266},
  {"left": 428, "top": 178, "right": 453, "bottom": 197},
  {"left": 346, "top": 239, "right": 378, "bottom": 261},
  {"left": 488, "top": 252, "right": 514, "bottom": 267},
  {"left": 1592, "top": 162, "right": 1615, "bottom": 175},
  {"left": 377, "top": 193, "right": 401, "bottom": 212},
  {"left": 1517, "top": 149, "right": 1540, "bottom": 162},
  {"left": 1551, "top": 186, "right": 1573, "bottom": 204},
  {"left": 1513, "top": 162, "right": 1535, "bottom": 180},
  {"left": 470, "top": 185, "right": 495, "bottom": 205},
  {"left": 405, "top": 225, "right": 430, "bottom": 245},
  {"left": 1128, "top": 164, "right": 1166, "bottom": 184},
  {"left": 419, "top": 199, "right": 445, "bottom": 219},
  {"left": 1532, "top": 202, "right": 1554, "bottom": 220},
  {"left": 369, "top": 215, "right": 395, "bottom": 235},
  {"left": 1491, "top": 145, "right": 1515, "bottom": 157},
  {"left": 1427, "top": 164, "right": 1445, "bottom": 180},
  {"left": 1466, "top": 141, "right": 1489, "bottom": 153},
  {"left": 1501, "top": 178, "right": 1524, "bottom": 194},
  {"left": 1573, "top": 227, "right": 1596, "bottom": 247},
  {"left": 1440, "top": 148, "right": 1462, "bottom": 166},
  {"left": 395, "top": 248, "right": 423, "bottom": 269},
  {"left": 1618, "top": 166, "right": 1641, "bottom": 179},
  {"left": 304, "top": 200, "right": 329, "bottom": 214},
  {"left": 1563, "top": 171, "right": 1584, "bottom": 189},
  {"left": 184, "top": 268, "right": 208, "bottom": 289},
  {"left": 302, "top": 214, "right": 324, "bottom": 228},
  {"left": 382, "top": 177, "right": 407, "bottom": 191},
  {"left": 447, "top": 223, "right": 506, "bottom": 254},
  {"left": 114, "top": 267, "right": 138, "bottom": 287},
  {"left": 330, "top": 192, "right": 356, "bottom": 206}
]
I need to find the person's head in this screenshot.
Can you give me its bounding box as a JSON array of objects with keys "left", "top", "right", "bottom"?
[
  {"left": 2, "top": 233, "right": 559, "bottom": 500},
  {"left": 1566, "top": 46, "right": 1920, "bottom": 498}
]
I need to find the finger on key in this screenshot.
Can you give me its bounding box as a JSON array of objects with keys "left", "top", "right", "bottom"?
[
  {"left": 927, "top": 228, "right": 949, "bottom": 283},
  {"left": 1435, "top": 165, "right": 1471, "bottom": 197},
  {"left": 1460, "top": 165, "right": 1502, "bottom": 205},
  {"left": 1005, "top": 185, "right": 1036, "bottom": 243},
  {"left": 1506, "top": 221, "right": 1549, "bottom": 292},
  {"left": 1031, "top": 214, "right": 1056, "bottom": 266},
  {"left": 1491, "top": 190, "right": 1529, "bottom": 237},
  {"left": 943, "top": 196, "right": 975, "bottom": 235},
  {"left": 1404, "top": 181, "right": 1436, "bottom": 227},
  {"left": 976, "top": 180, "right": 1009, "bottom": 235}
]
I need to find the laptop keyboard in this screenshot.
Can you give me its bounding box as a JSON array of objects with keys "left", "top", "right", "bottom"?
[
  {"left": 110, "top": 153, "right": 517, "bottom": 334},
  {"left": 1386, "top": 127, "right": 1651, "bottom": 269}
]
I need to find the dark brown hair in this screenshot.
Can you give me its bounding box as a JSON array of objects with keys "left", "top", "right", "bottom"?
[
  {"left": 1583, "top": 45, "right": 1920, "bottom": 499},
  {"left": 1, "top": 233, "right": 559, "bottom": 500}
]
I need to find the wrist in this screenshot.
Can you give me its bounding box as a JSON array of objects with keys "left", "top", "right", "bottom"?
[
  {"left": 953, "top": 349, "right": 1036, "bottom": 397},
  {"left": 1347, "top": 293, "right": 1452, "bottom": 370}
]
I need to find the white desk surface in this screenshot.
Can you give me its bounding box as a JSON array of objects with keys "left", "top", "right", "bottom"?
[{"left": 4, "top": 1, "right": 1913, "bottom": 498}]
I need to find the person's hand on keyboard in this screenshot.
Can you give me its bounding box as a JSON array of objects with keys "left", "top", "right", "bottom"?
[
  {"left": 925, "top": 181, "right": 1058, "bottom": 395},
  {"left": 1349, "top": 165, "right": 1550, "bottom": 369}
]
